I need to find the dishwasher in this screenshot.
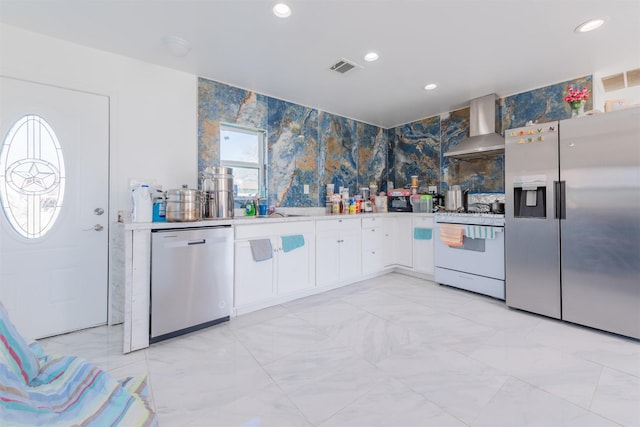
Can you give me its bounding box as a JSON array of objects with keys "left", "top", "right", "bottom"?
[{"left": 150, "top": 226, "right": 233, "bottom": 343}]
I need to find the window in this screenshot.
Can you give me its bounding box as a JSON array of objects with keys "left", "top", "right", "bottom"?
[
  {"left": 0, "top": 115, "right": 65, "bottom": 239},
  {"left": 220, "top": 124, "right": 266, "bottom": 201}
]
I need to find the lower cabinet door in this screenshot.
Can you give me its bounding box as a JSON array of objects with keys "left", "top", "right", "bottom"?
[
  {"left": 413, "top": 216, "right": 434, "bottom": 275},
  {"left": 396, "top": 216, "right": 413, "bottom": 268},
  {"left": 362, "top": 227, "right": 384, "bottom": 274},
  {"left": 339, "top": 228, "right": 362, "bottom": 281},
  {"left": 382, "top": 218, "right": 397, "bottom": 267},
  {"left": 277, "top": 234, "right": 314, "bottom": 295},
  {"left": 316, "top": 231, "right": 340, "bottom": 286},
  {"left": 234, "top": 240, "right": 275, "bottom": 307}
]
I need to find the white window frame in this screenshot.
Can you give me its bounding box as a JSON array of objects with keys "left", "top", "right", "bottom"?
[{"left": 219, "top": 123, "right": 267, "bottom": 202}]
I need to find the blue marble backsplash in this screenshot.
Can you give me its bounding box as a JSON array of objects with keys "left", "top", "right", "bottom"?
[
  {"left": 198, "top": 75, "right": 592, "bottom": 206},
  {"left": 198, "top": 78, "right": 388, "bottom": 208},
  {"left": 390, "top": 75, "right": 592, "bottom": 193}
]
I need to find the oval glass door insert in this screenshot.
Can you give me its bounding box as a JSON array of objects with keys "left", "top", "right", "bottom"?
[{"left": 0, "top": 115, "right": 66, "bottom": 238}]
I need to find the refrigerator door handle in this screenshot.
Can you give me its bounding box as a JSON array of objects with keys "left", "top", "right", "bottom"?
[{"left": 554, "top": 181, "right": 566, "bottom": 220}]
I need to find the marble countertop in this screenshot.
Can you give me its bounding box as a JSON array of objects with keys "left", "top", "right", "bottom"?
[{"left": 120, "top": 210, "right": 434, "bottom": 230}]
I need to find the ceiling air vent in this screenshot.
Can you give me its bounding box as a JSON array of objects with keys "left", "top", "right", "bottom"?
[{"left": 329, "top": 58, "right": 360, "bottom": 75}]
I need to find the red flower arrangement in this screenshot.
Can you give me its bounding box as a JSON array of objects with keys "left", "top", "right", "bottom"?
[{"left": 564, "top": 85, "right": 590, "bottom": 109}]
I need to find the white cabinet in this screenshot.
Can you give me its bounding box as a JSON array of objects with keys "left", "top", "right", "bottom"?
[
  {"left": 396, "top": 215, "right": 413, "bottom": 268},
  {"left": 362, "top": 216, "right": 385, "bottom": 274},
  {"left": 316, "top": 217, "right": 362, "bottom": 286},
  {"left": 382, "top": 215, "right": 413, "bottom": 268},
  {"left": 382, "top": 217, "right": 396, "bottom": 267},
  {"left": 412, "top": 215, "right": 434, "bottom": 275},
  {"left": 234, "top": 221, "right": 315, "bottom": 310},
  {"left": 277, "top": 235, "right": 314, "bottom": 294},
  {"left": 234, "top": 239, "right": 275, "bottom": 307}
]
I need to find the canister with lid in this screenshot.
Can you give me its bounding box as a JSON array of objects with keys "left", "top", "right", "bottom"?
[
  {"left": 165, "top": 185, "right": 201, "bottom": 222},
  {"left": 202, "top": 167, "right": 234, "bottom": 219}
]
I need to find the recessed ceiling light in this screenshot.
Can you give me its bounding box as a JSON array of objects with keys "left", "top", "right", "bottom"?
[
  {"left": 162, "top": 35, "right": 191, "bottom": 57},
  {"left": 273, "top": 3, "right": 291, "bottom": 18},
  {"left": 424, "top": 83, "right": 437, "bottom": 91},
  {"left": 364, "top": 52, "right": 379, "bottom": 62},
  {"left": 575, "top": 18, "right": 605, "bottom": 33}
]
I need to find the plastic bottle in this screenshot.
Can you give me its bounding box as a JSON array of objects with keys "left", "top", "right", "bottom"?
[
  {"left": 152, "top": 194, "right": 166, "bottom": 222},
  {"left": 132, "top": 184, "right": 152, "bottom": 222},
  {"left": 244, "top": 200, "right": 256, "bottom": 216},
  {"left": 349, "top": 197, "right": 356, "bottom": 214}
]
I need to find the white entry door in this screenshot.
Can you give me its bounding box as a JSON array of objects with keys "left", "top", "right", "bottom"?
[{"left": 0, "top": 77, "right": 109, "bottom": 339}]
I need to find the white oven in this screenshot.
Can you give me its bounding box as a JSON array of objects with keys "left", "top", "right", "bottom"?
[{"left": 434, "top": 213, "right": 505, "bottom": 300}]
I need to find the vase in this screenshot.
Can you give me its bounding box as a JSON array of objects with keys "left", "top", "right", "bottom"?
[{"left": 570, "top": 100, "right": 585, "bottom": 118}]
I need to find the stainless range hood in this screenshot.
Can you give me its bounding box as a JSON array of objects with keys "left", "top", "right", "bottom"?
[{"left": 444, "top": 94, "right": 504, "bottom": 159}]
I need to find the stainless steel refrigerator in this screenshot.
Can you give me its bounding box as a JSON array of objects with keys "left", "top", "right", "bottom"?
[{"left": 505, "top": 107, "right": 640, "bottom": 339}]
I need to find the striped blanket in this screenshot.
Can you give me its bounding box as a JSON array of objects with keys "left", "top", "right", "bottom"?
[{"left": 1, "top": 302, "right": 157, "bottom": 426}]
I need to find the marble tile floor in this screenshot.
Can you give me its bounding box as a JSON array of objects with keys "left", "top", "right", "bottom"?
[{"left": 39, "top": 273, "right": 640, "bottom": 426}]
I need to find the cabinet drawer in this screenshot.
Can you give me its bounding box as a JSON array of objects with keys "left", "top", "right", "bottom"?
[
  {"left": 362, "top": 216, "right": 384, "bottom": 228},
  {"left": 412, "top": 215, "right": 434, "bottom": 227},
  {"left": 362, "top": 226, "right": 384, "bottom": 247},
  {"left": 363, "top": 247, "right": 384, "bottom": 274},
  {"left": 316, "top": 217, "right": 361, "bottom": 232},
  {"left": 235, "top": 220, "right": 314, "bottom": 240}
]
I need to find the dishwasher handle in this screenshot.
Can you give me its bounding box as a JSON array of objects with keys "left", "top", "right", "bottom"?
[
  {"left": 187, "top": 239, "right": 206, "bottom": 246},
  {"left": 158, "top": 232, "right": 231, "bottom": 248}
]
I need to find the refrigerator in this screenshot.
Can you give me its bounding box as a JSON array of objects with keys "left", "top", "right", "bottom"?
[{"left": 505, "top": 107, "right": 640, "bottom": 339}]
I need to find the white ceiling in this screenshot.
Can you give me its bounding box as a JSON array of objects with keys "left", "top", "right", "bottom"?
[{"left": 1, "top": 0, "right": 639, "bottom": 128}]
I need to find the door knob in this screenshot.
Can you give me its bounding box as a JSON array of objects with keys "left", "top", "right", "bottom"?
[
  {"left": 83, "top": 224, "right": 104, "bottom": 231},
  {"left": 94, "top": 208, "right": 104, "bottom": 215}
]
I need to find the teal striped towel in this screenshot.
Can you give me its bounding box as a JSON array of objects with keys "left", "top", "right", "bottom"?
[
  {"left": 281, "top": 234, "right": 305, "bottom": 252},
  {"left": 464, "top": 225, "right": 495, "bottom": 239},
  {"left": 413, "top": 227, "right": 432, "bottom": 240}
]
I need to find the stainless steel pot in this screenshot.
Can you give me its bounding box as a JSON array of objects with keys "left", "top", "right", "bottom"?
[
  {"left": 202, "top": 167, "right": 234, "bottom": 219},
  {"left": 445, "top": 185, "right": 468, "bottom": 211},
  {"left": 491, "top": 200, "right": 505, "bottom": 214},
  {"left": 166, "top": 185, "right": 201, "bottom": 222},
  {"left": 445, "top": 189, "right": 461, "bottom": 211}
]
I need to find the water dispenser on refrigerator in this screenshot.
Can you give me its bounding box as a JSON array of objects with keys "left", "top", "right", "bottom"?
[{"left": 512, "top": 175, "right": 547, "bottom": 218}]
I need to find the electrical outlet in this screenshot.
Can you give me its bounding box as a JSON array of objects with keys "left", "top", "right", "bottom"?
[{"left": 303, "top": 184, "right": 309, "bottom": 194}]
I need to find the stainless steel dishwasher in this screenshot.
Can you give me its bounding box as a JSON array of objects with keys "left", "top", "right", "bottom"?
[{"left": 150, "top": 226, "right": 233, "bottom": 343}]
